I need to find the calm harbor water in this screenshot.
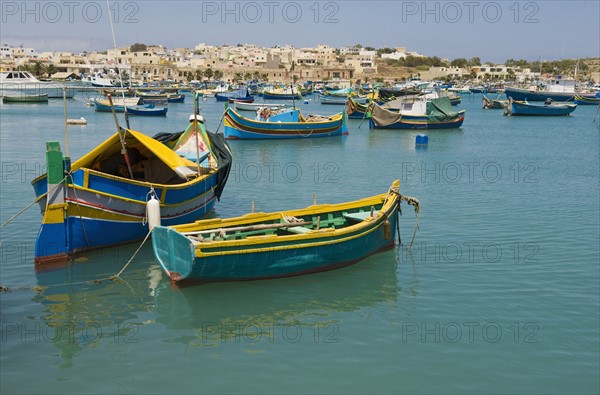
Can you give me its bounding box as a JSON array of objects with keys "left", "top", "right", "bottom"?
[{"left": 1, "top": 92, "right": 599, "bottom": 394}]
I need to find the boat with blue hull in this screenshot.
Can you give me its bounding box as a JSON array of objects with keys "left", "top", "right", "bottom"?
[
  {"left": 31, "top": 119, "right": 232, "bottom": 264},
  {"left": 127, "top": 105, "right": 168, "bottom": 116},
  {"left": 505, "top": 78, "right": 597, "bottom": 102},
  {"left": 223, "top": 107, "right": 347, "bottom": 139},
  {"left": 151, "top": 180, "right": 420, "bottom": 282},
  {"left": 215, "top": 88, "right": 253, "bottom": 102},
  {"left": 346, "top": 97, "right": 370, "bottom": 119},
  {"left": 574, "top": 94, "right": 600, "bottom": 105},
  {"left": 503, "top": 98, "right": 577, "bottom": 116},
  {"left": 369, "top": 97, "right": 465, "bottom": 129}
]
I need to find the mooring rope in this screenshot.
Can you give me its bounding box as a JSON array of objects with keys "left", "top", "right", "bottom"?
[
  {"left": 0, "top": 176, "right": 68, "bottom": 229},
  {"left": 110, "top": 229, "right": 152, "bottom": 280}
]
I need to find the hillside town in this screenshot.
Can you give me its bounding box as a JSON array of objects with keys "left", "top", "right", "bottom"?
[{"left": 2, "top": 42, "right": 598, "bottom": 85}]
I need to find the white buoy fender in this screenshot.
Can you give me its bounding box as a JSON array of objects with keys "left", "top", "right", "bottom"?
[{"left": 147, "top": 195, "right": 161, "bottom": 230}]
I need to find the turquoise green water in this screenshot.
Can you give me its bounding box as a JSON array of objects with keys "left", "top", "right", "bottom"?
[{"left": 1, "top": 93, "right": 599, "bottom": 394}]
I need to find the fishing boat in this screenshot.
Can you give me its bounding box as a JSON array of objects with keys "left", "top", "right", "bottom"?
[
  {"left": 31, "top": 116, "right": 232, "bottom": 264},
  {"left": 320, "top": 94, "right": 367, "bottom": 105},
  {"left": 215, "top": 88, "right": 253, "bottom": 102},
  {"left": 0, "top": 70, "right": 75, "bottom": 98},
  {"left": 2, "top": 93, "right": 48, "bottom": 103},
  {"left": 127, "top": 105, "right": 168, "bottom": 116},
  {"left": 503, "top": 98, "right": 577, "bottom": 116},
  {"left": 229, "top": 97, "right": 254, "bottom": 104},
  {"left": 233, "top": 101, "right": 289, "bottom": 112},
  {"left": 346, "top": 97, "right": 370, "bottom": 119},
  {"left": 151, "top": 180, "right": 420, "bottom": 282},
  {"left": 482, "top": 94, "right": 507, "bottom": 109},
  {"left": 262, "top": 86, "right": 302, "bottom": 100},
  {"left": 223, "top": 107, "right": 347, "bottom": 139},
  {"left": 92, "top": 97, "right": 142, "bottom": 112},
  {"left": 574, "top": 94, "right": 600, "bottom": 105},
  {"left": 369, "top": 97, "right": 465, "bottom": 129},
  {"left": 167, "top": 94, "right": 185, "bottom": 103},
  {"left": 505, "top": 78, "right": 597, "bottom": 102}
]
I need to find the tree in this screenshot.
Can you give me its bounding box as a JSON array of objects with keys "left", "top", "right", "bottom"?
[
  {"left": 469, "top": 70, "right": 477, "bottom": 80},
  {"left": 468, "top": 57, "right": 481, "bottom": 66},
  {"left": 450, "top": 58, "right": 468, "bottom": 68},
  {"left": 194, "top": 69, "right": 203, "bottom": 81},
  {"left": 233, "top": 72, "right": 243, "bottom": 84},
  {"left": 204, "top": 67, "right": 214, "bottom": 80},
  {"left": 130, "top": 43, "right": 147, "bottom": 52},
  {"left": 31, "top": 61, "right": 46, "bottom": 77},
  {"left": 243, "top": 72, "right": 252, "bottom": 81},
  {"left": 260, "top": 73, "right": 269, "bottom": 82},
  {"left": 214, "top": 70, "right": 224, "bottom": 80},
  {"left": 46, "top": 64, "right": 58, "bottom": 78}
]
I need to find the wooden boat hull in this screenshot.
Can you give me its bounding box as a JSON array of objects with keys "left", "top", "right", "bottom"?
[
  {"left": 127, "top": 106, "right": 168, "bottom": 116},
  {"left": 346, "top": 97, "right": 370, "bottom": 119},
  {"left": 152, "top": 181, "right": 406, "bottom": 282},
  {"left": 167, "top": 94, "right": 185, "bottom": 103},
  {"left": 262, "top": 92, "right": 302, "bottom": 100},
  {"left": 2, "top": 94, "right": 48, "bottom": 103},
  {"left": 369, "top": 115, "right": 465, "bottom": 129},
  {"left": 574, "top": 95, "right": 600, "bottom": 105},
  {"left": 505, "top": 100, "right": 577, "bottom": 116},
  {"left": 234, "top": 102, "right": 288, "bottom": 112},
  {"left": 223, "top": 108, "right": 347, "bottom": 139},
  {"left": 32, "top": 126, "right": 232, "bottom": 264}
]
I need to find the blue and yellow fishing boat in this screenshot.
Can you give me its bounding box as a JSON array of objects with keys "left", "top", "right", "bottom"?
[
  {"left": 369, "top": 97, "right": 465, "bottom": 129},
  {"left": 223, "top": 107, "right": 348, "bottom": 139},
  {"left": 346, "top": 97, "right": 371, "bottom": 119},
  {"left": 152, "top": 180, "right": 420, "bottom": 282},
  {"left": 574, "top": 94, "right": 600, "bottom": 105},
  {"left": 31, "top": 118, "right": 232, "bottom": 264}
]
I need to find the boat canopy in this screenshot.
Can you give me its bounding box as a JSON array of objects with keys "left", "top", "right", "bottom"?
[
  {"left": 72, "top": 129, "right": 199, "bottom": 183},
  {"left": 426, "top": 97, "right": 460, "bottom": 121}
]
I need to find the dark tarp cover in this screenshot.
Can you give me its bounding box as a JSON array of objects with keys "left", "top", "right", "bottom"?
[
  {"left": 426, "top": 97, "right": 460, "bottom": 122},
  {"left": 152, "top": 130, "right": 232, "bottom": 200}
]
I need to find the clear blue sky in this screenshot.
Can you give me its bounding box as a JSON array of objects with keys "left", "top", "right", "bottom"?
[{"left": 1, "top": 0, "right": 598, "bottom": 63}]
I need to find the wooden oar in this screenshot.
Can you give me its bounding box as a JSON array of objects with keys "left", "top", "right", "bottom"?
[{"left": 182, "top": 220, "right": 312, "bottom": 236}]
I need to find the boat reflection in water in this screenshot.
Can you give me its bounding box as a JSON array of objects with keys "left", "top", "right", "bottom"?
[
  {"left": 31, "top": 244, "right": 417, "bottom": 364},
  {"left": 153, "top": 250, "right": 406, "bottom": 346}
]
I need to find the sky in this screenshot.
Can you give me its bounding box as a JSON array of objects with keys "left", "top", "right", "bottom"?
[{"left": 1, "top": 0, "right": 599, "bottom": 63}]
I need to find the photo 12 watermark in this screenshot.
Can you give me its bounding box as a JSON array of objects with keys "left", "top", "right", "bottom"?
[
  {"left": 401, "top": 321, "right": 540, "bottom": 343},
  {"left": 199, "top": 1, "right": 340, "bottom": 24},
  {"left": 399, "top": 1, "right": 540, "bottom": 24},
  {"left": 399, "top": 241, "right": 540, "bottom": 265},
  {"left": 400, "top": 161, "right": 540, "bottom": 184},
  {"left": 1, "top": 1, "right": 140, "bottom": 24},
  {"left": 198, "top": 321, "right": 340, "bottom": 344},
  {"left": 1, "top": 320, "right": 140, "bottom": 344},
  {"left": 229, "top": 161, "right": 340, "bottom": 184}
]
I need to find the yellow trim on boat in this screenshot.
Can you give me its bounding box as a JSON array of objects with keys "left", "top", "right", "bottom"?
[{"left": 42, "top": 204, "right": 66, "bottom": 224}]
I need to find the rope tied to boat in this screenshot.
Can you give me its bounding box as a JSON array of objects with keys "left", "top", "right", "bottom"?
[
  {"left": 388, "top": 186, "right": 421, "bottom": 250},
  {"left": 110, "top": 229, "right": 152, "bottom": 280},
  {"left": 0, "top": 175, "right": 68, "bottom": 229}
]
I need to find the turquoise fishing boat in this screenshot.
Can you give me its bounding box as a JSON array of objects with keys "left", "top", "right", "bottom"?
[
  {"left": 31, "top": 116, "right": 232, "bottom": 264},
  {"left": 223, "top": 107, "right": 347, "bottom": 139},
  {"left": 152, "top": 180, "right": 420, "bottom": 282}
]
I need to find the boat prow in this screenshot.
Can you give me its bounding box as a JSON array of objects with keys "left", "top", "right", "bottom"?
[{"left": 152, "top": 226, "right": 196, "bottom": 281}]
